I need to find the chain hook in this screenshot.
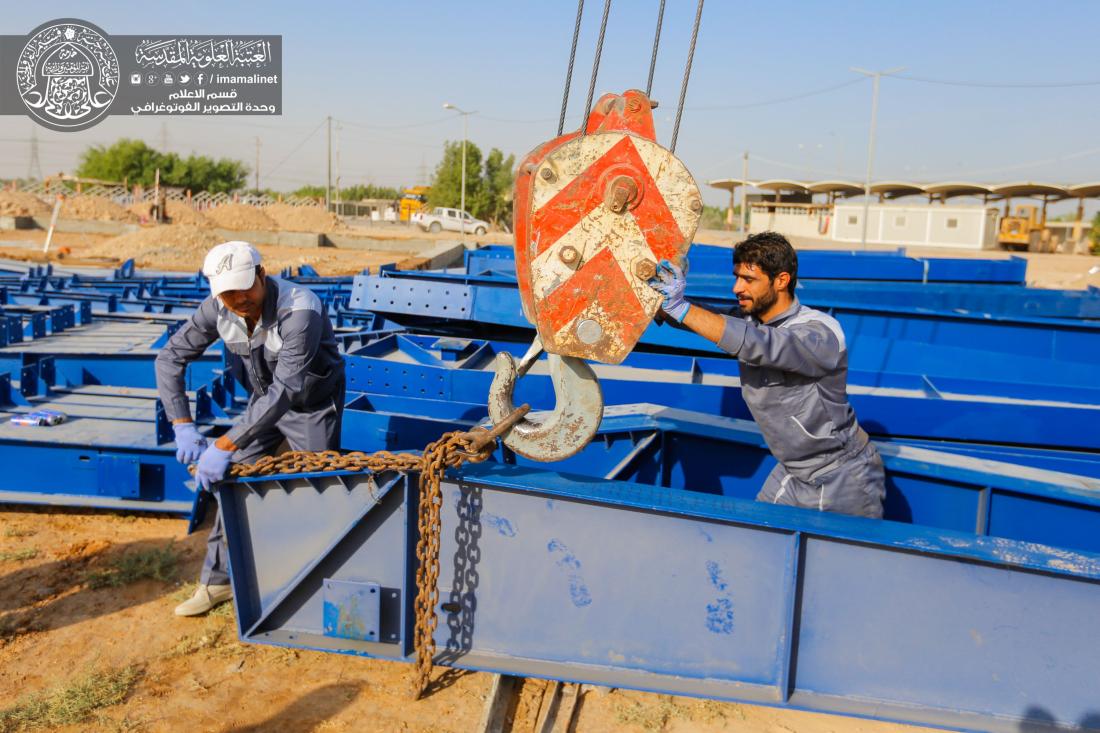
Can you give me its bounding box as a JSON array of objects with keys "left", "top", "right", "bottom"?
[{"left": 486, "top": 336, "right": 604, "bottom": 462}]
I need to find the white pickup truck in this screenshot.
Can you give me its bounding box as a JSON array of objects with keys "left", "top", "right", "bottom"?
[{"left": 413, "top": 207, "right": 490, "bottom": 235}]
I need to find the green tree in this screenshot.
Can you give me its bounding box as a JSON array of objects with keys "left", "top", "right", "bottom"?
[
  {"left": 291, "top": 184, "right": 403, "bottom": 201},
  {"left": 479, "top": 148, "right": 516, "bottom": 231},
  {"left": 76, "top": 139, "right": 248, "bottom": 193},
  {"left": 428, "top": 141, "right": 515, "bottom": 228},
  {"left": 428, "top": 140, "right": 485, "bottom": 216},
  {"left": 1091, "top": 211, "right": 1100, "bottom": 255}
]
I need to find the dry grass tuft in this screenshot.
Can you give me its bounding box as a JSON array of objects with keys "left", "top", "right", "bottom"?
[{"left": 0, "top": 665, "right": 141, "bottom": 732}]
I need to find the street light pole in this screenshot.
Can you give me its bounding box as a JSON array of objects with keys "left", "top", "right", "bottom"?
[
  {"left": 443, "top": 103, "right": 477, "bottom": 237},
  {"left": 850, "top": 66, "right": 904, "bottom": 248}
]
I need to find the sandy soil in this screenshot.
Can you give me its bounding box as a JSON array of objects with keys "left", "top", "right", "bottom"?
[
  {"left": 0, "top": 507, "right": 938, "bottom": 733},
  {"left": 0, "top": 222, "right": 1092, "bottom": 731},
  {"left": 0, "top": 228, "right": 414, "bottom": 276}
]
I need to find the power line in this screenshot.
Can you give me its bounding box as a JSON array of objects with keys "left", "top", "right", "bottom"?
[
  {"left": 894, "top": 74, "right": 1100, "bottom": 89},
  {"left": 265, "top": 117, "right": 327, "bottom": 177},
  {"left": 336, "top": 116, "right": 455, "bottom": 131},
  {"left": 689, "top": 78, "right": 864, "bottom": 111},
  {"left": 480, "top": 79, "right": 866, "bottom": 125},
  {"left": 924, "top": 145, "right": 1100, "bottom": 179}
]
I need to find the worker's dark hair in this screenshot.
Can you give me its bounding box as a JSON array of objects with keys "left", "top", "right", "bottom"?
[{"left": 733, "top": 231, "right": 798, "bottom": 292}]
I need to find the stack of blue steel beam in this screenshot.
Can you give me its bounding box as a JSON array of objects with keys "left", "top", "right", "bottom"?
[{"left": 3, "top": 247, "right": 1100, "bottom": 731}]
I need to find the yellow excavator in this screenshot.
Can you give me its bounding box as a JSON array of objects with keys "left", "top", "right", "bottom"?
[
  {"left": 998, "top": 204, "right": 1044, "bottom": 251},
  {"left": 399, "top": 186, "right": 430, "bottom": 222}
]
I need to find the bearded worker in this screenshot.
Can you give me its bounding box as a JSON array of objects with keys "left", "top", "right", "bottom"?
[{"left": 647, "top": 231, "right": 885, "bottom": 518}]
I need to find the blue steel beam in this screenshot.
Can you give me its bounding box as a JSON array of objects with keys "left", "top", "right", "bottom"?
[
  {"left": 465, "top": 244, "right": 1030, "bottom": 284},
  {"left": 218, "top": 461, "right": 1100, "bottom": 732},
  {"left": 343, "top": 333, "right": 1100, "bottom": 450},
  {"left": 0, "top": 378, "right": 221, "bottom": 514},
  {"left": 337, "top": 400, "right": 1100, "bottom": 554},
  {"left": 346, "top": 271, "right": 1100, "bottom": 364}
]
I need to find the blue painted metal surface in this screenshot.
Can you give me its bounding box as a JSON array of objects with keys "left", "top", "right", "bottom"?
[
  {"left": 343, "top": 333, "right": 1100, "bottom": 450},
  {"left": 218, "top": 459, "right": 1100, "bottom": 732},
  {"left": 465, "top": 243, "right": 1031, "bottom": 284},
  {"left": 0, "top": 378, "right": 211, "bottom": 514},
  {"left": 337, "top": 401, "right": 1100, "bottom": 554},
  {"left": 346, "top": 270, "right": 1100, "bottom": 364}
]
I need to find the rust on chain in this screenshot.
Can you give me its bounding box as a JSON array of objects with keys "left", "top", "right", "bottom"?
[{"left": 191, "top": 404, "right": 531, "bottom": 699}]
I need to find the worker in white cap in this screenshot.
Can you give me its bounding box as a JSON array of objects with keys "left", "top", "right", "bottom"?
[{"left": 155, "top": 241, "right": 345, "bottom": 616}]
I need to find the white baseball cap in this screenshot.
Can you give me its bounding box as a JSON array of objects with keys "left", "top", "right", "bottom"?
[{"left": 203, "top": 241, "right": 263, "bottom": 297}]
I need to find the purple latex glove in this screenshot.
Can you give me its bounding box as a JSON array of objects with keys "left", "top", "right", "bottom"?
[
  {"left": 195, "top": 444, "right": 233, "bottom": 491},
  {"left": 173, "top": 422, "right": 207, "bottom": 464},
  {"left": 648, "top": 259, "right": 690, "bottom": 322}
]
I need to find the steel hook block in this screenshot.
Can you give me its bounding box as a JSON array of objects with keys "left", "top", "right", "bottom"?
[{"left": 487, "top": 348, "right": 603, "bottom": 462}]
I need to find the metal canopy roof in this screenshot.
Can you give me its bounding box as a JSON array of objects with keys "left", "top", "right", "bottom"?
[
  {"left": 753, "top": 179, "right": 810, "bottom": 193},
  {"left": 807, "top": 180, "right": 865, "bottom": 197},
  {"left": 705, "top": 179, "right": 755, "bottom": 192},
  {"left": 706, "top": 179, "right": 1100, "bottom": 200},
  {"left": 921, "top": 182, "right": 994, "bottom": 200},
  {"left": 1067, "top": 182, "right": 1100, "bottom": 198},
  {"left": 988, "top": 182, "right": 1069, "bottom": 199},
  {"left": 869, "top": 181, "right": 927, "bottom": 199}
]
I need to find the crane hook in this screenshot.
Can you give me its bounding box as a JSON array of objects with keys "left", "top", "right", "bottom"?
[{"left": 487, "top": 336, "right": 604, "bottom": 462}]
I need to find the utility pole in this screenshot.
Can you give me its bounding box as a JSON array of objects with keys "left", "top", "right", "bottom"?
[
  {"left": 443, "top": 103, "right": 476, "bottom": 237},
  {"left": 851, "top": 66, "right": 905, "bottom": 248},
  {"left": 325, "top": 115, "right": 332, "bottom": 211},
  {"left": 740, "top": 151, "right": 749, "bottom": 235},
  {"left": 334, "top": 122, "right": 341, "bottom": 215},
  {"left": 27, "top": 125, "right": 42, "bottom": 181},
  {"left": 254, "top": 137, "right": 261, "bottom": 192}
]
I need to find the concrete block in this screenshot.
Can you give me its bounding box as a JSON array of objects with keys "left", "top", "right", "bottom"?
[
  {"left": 324, "top": 233, "right": 428, "bottom": 252},
  {"left": 211, "top": 228, "right": 326, "bottom": 248},
  {"left": 0, "top": 216, "right": 35, "bottom": 230},
  {"left": 31, "top": 218, "right": 139, "bottom": 235}
]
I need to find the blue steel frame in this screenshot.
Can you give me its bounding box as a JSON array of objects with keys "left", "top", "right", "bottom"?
[
  {"left": 342, "top": 334, "right": 1100, "bottom": 451},
  {"left": 346, "top": 271, "right": 1100, "bottom": 364},
  {"left": 464, "top": 243, "right": 1031, "bottom": 284},
  {"left": 337, "top": 400, "right": 1100, "bottom": 554},
  {"left": 218, "top": 462, "right": 1100, "bottom": 733}
]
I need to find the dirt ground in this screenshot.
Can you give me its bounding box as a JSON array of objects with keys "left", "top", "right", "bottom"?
[
  {"left": 0, "top": 507, "right": 939, "bottom": 733},
  {"left": 0, "top": 223, "right": 1094, "bottom": 731},
  {"left": 0, "top": 229, "right": 414, "bottom": 276}
]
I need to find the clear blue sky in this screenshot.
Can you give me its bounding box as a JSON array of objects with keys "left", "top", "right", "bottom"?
[{"left": 3, "top": 1, "right": 1099, "bottom": 214}]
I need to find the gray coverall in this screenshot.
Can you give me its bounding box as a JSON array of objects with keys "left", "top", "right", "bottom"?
[
  {"left": 717, "top": 298, "right": 885, "bottom": 518},
  {"left": 155, "top": 276, "right": 346, "bottom": 584}
]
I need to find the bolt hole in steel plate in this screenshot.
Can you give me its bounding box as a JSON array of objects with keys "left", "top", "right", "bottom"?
[{"left": 527, "top": 132, "right": 701, "bottom": 364}]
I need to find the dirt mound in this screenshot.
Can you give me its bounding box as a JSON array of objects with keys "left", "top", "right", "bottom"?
[
  {"left": 263, "top": 203, "right": 345, "bottom": 233},
  {"left": 84, "top": 224, "right": 225, "bottom": 270},
  {"left": 0, "top": 191, "right": 51, "bottom": 217},
  {"left": 204, "top": 203, "right": 277, "bottom": 231},
  {"left": 60, "top": 196, "right": 140, "bottom": 223},
  {"left": 128, "top": 200, "right": 210, "bottom": 226},
  {"left": 55, "top": 539, "right": 112, "bottom": 562}
]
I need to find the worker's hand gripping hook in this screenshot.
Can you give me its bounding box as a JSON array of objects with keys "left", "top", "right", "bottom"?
[{"left": 487, "top": 336, "right": 604, "bottom": 462}]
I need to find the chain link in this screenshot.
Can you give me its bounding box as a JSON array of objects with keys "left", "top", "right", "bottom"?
[{"left": 207, "top": 405, "right": 531, "bottom": 700}]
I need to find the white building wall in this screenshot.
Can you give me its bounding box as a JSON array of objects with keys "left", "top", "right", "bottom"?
[
  {"left": 831, "top": 204, "right": 999, "bottom": 250},
  {"left": 748, "top": 205, "right": 829, "bottom": 239}
]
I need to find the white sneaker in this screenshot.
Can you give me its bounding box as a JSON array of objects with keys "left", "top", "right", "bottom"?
[{"left": 174, "top": 583, "right": 233, "bottom": 617}]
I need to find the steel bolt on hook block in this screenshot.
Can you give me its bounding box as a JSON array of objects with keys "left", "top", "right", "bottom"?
[{"left": 490, "top": 89, "right": 702, "bottom": 461}]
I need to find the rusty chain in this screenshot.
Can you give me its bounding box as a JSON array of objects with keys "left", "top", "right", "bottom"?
[{"left": 200, "top": 404, "right": 531, "bottom": 699}]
